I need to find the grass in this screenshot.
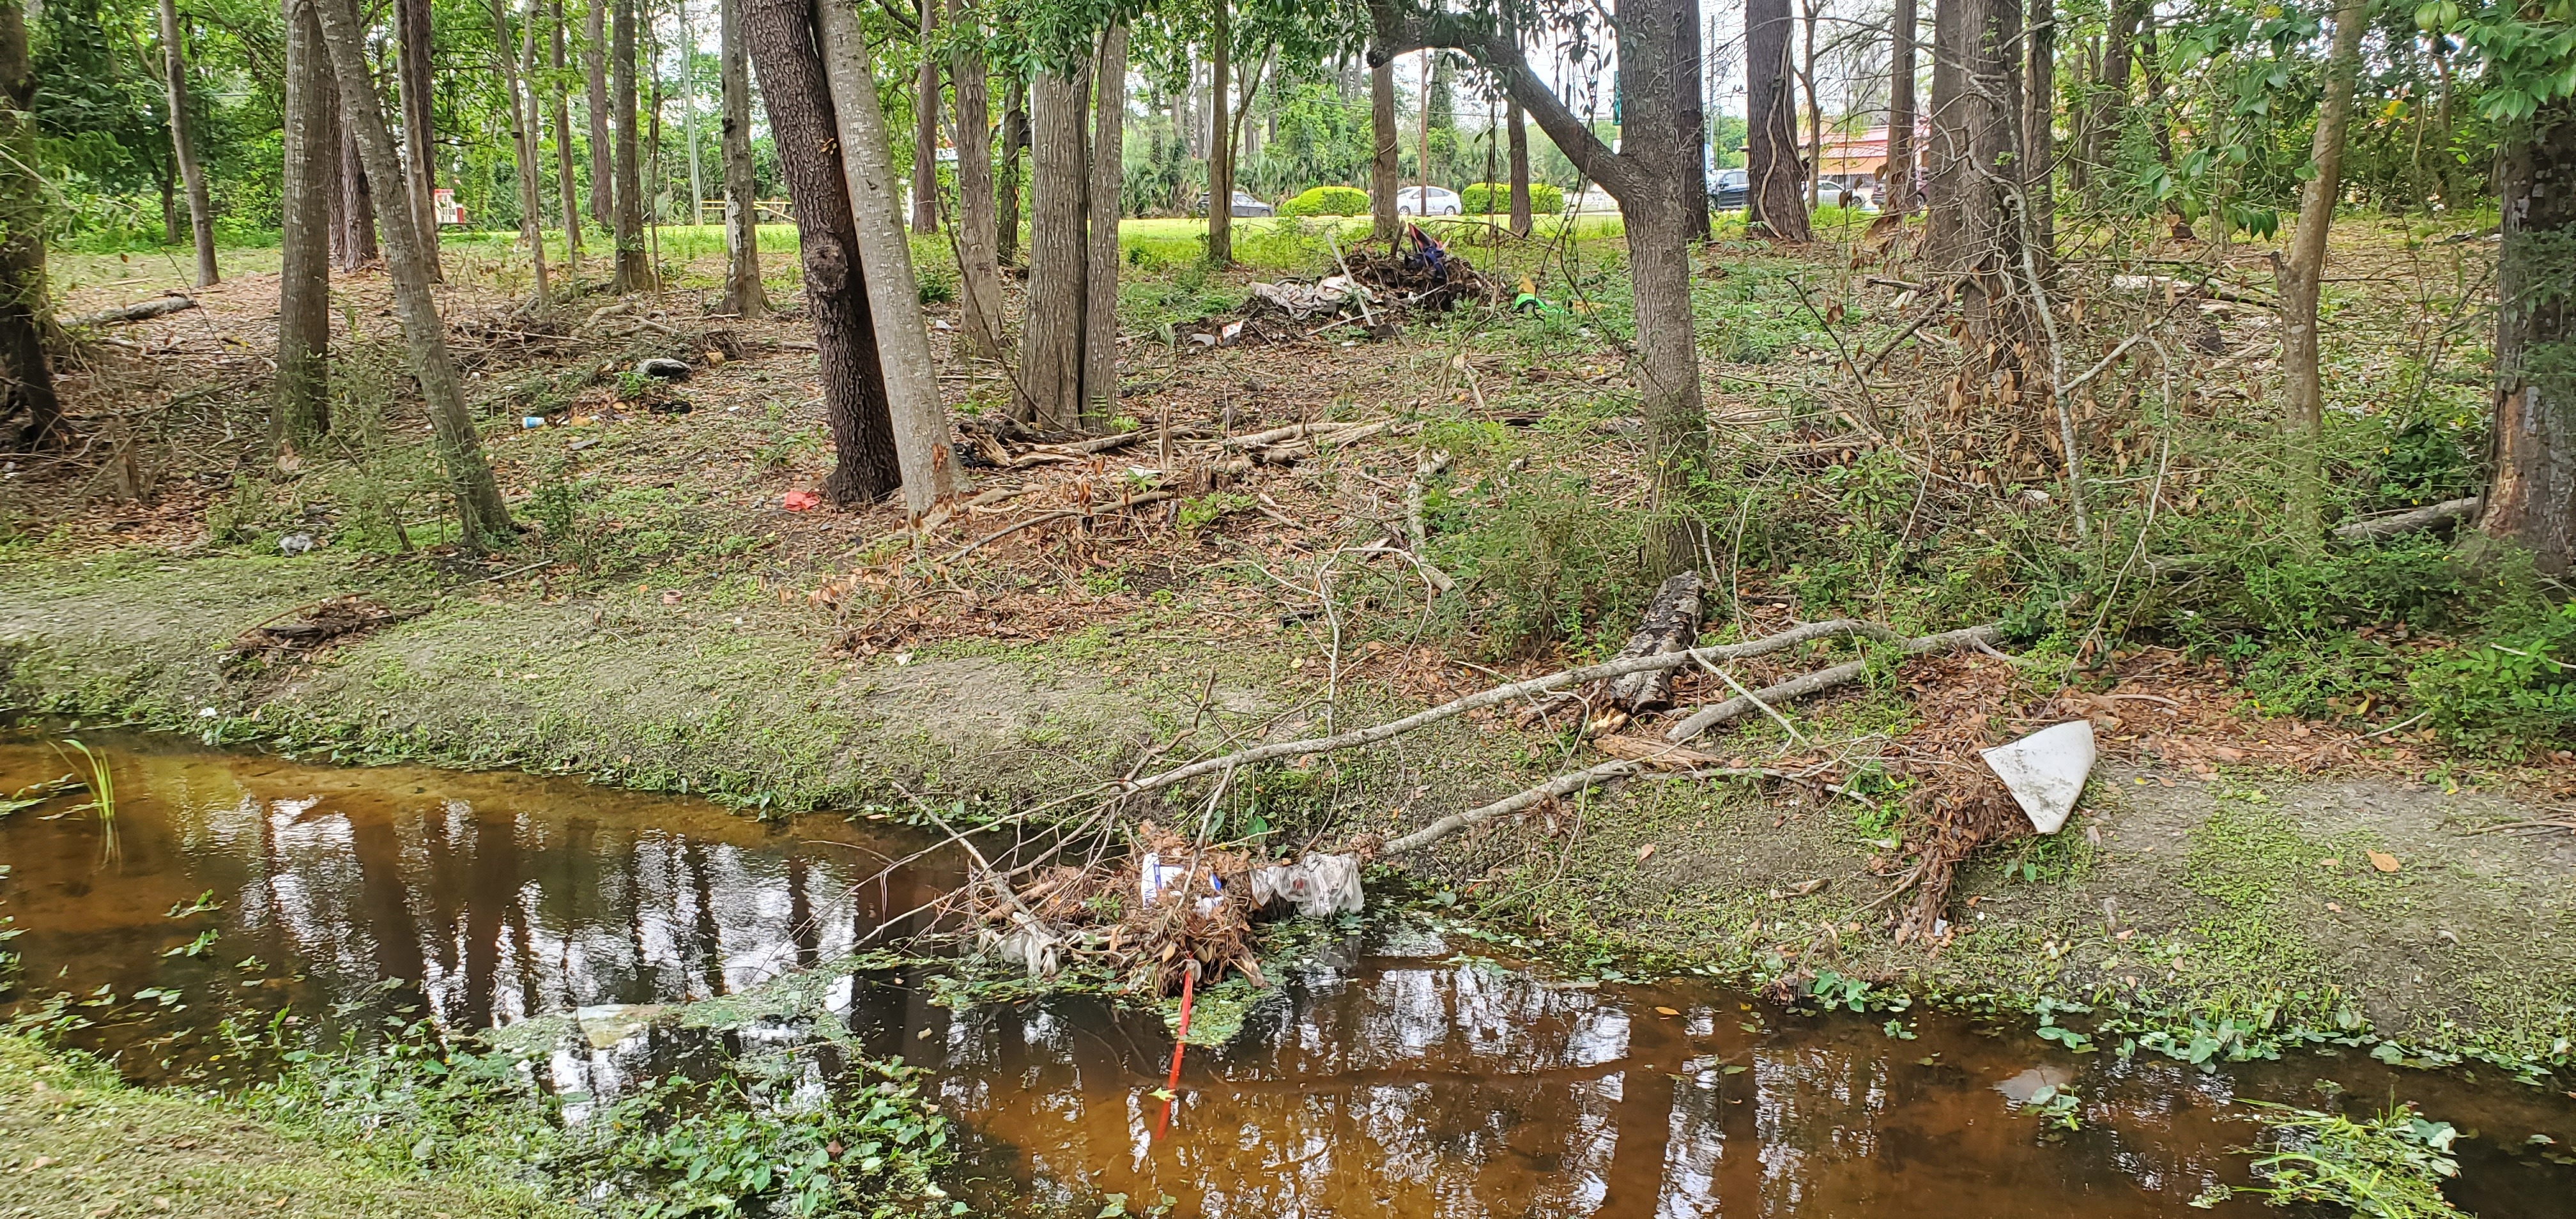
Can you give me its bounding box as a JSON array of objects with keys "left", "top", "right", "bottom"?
[{"left": 2221, "top": 1101, "right": 2471, "bottom": 1219}]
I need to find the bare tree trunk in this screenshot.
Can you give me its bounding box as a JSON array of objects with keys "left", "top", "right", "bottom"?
[
  {"left": 1678, "top": 4, "right": 1710, "bottom": 241},
  {"left": 716, "top": 0, "right": 765, "bottom": 315},
  {"left": 157, "top": 0, "right": 218, "bottom": 286},
  {"left": 312, "top": 0, "right": 516, "bottom": 546},
  {"left": 585, "top": 0, "right": 614, "bottom": 226},
  {"left": 1083, "top": 25, "right": 1126, "bottom": 426},
  {"left": 1208, "top": 4, "right": 1234, "bottom": 264},
  {"left": 947, "top": 0, "right": 1002, "bottom": 355},
  {"left": 551, "top": 0, "right": 583, "bottom": 270},
  {"left": 910, "top": 0, "right": 939, "bottom": 233},
  {"left": 1745, "top": 0, "right": 1809, "bottom": 240},
  {"left": 1800, "top": 0, "right": 1820, "bottom": 207},
  {"left": 2080, "top": 0, "right": 2143, "bottom": 203},
  {"left": 335, "top": 103, "right": 379, "bottom": 268},
  {"left": 996, "top": 75, "right": 1026, "bottom": 263},
  {"left": 2278, "top": 0, "right": 2366, "bottom": 535},
  {"left": 1369, "top": 44, "right": 1399, "bottom": 241},
  {"left": 680, "top": 0, "right": 702, "bottom": 226},
  {"left": 611, "top": 0, "right": 655, "bottom": 291},
  {"left": 1018, "top": 61, "right": 1089, "bottom": 427},
  {"left": 0, "top": 0, "right": 60, "bottom": 448},
  {"left": 1886, "top": 0, "right": 1917, "bottom": 213},
  {"left": 491, "top": 0, "right": 552, "bottom": 300},
  {"left": 739, "top": 0, "right": 901, "bottom": 503},
  {"left": 2021, "top": 0, "right": 2054, "bottom": 282},
  {"left": 1506, "top": 96, "right": 1530, "bottom": 234},
  {"left": 275, "top": 0, "right": 332, "bottom": 450},
  {"left": 394, "top": 0, "right": 440, "bottom": 277},
  {"left": 2476, "top": 98, "right": 2576, "bottom": 572},
  {"left": 816, "top": 0, "right": 963, "bottom": 510},
  {"left": 1926, "top": 0, "right": 2025, "bottom": 343}
]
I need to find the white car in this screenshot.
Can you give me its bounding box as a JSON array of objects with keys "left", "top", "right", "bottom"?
[{"left": 1397, "top": 186, "right": 1462, "bottom": 216}]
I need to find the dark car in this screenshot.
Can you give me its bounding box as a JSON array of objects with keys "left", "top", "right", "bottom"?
[
  {"left": 1230, "top": 190, "right": 1275, "bottom": 218},
  {"left": 1709, "top": 168, "right": 1751, "bottom": 211}
]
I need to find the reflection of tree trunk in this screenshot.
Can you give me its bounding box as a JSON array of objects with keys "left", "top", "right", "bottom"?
[
  {"left": 683, "top": 843, "right": 728, "bottom": 997},
  {"left": 1745, "top": 0, "right": 1809, "bottom": 240},
  {"left": 459, "top": 811, "right": 521, "bottom": 1026},
  {"left": 786, "top": 853, "right": 818, "bottom": 969},
  {"left": 349, "top": 812, "right": 432, "bottom": 1021},
  {"left": 275, "top": 0, "right": 332, "bottom": 451},
  {"left": 158, "top": 0, "right": 219, "bottom": 286},
  {"left": 1597, "top": 1063, "right": 1678, "bottom": 1214},
  {"left": 716, "top": 0, "right": 765, "bottom": 314}
]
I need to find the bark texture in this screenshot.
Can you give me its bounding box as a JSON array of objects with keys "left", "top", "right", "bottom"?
[
  {"left": 157, "top": 0, "right": 218, "bottom": 286},
  {"left": 2476, "top": 100, "right": 2576, "bottom": 571},
  {"left": 1925, "top": 0, "right": 2026, "bottom": 344},
  {"left": 947, "top": 0, "right": 1003, "bottom": 355},
  {"left": 2278, "top": 0, "right": 2366, "bottom": 533},
  {"left": 0, "top": 0, "right": 59, "bottom": 447},
  {"left": 997, "top": 75, "right": 1025, "bottom": 263},
  {"left": 1886, "top": 0, "right": 1917, "bottom": 213},
  {"left": 1207, "top": 4, "right": 1234, "bottom": 264},
  {"left": 1082, "top": 26, "right": 1126, "bottom": 425},
  {"left": 910, "top": 0, "right": 939, "bottom": 233},
  {"left": 1018, "top": 60, "right": 1089, "bottom": 427},
  {"left": 394, "top": 0, "right": 440, "bottom": 272},
  {"left": 1368, "top": 50, "right": 1399, "bottom": 241},
  {"left": 275, "top": 0, "right": 333, "bottom": 450},
  {"left": 585, "top": 0, "right": 613, "bottom": 226},
  {"left": 1506, "top": 96, "right": 1531, "bottom": 234},
  {"left": 1745, "top": 0, "right": 1809, "bottom": 240},
  {"left": 739, "top": 0, "right": 900, "bottom": 503},
  {"left": 333, "top": 100, "right": 379, "bottom": 268},
  {"left": 491, "top": 0, "right": 552, "bottom": 300},
  {"left": 2079, "top": 0, "right": 2144, "bottom": 200},
  {"left": 610, "top": 0, "right": 655, "bottom": 291},
  {"left": 816, "top": 0, "right": 963, "bottom": 510},
  {"left": 551, "top": 0, "right": 583, "bottom": 267},
  {"left": 312, "top": 0, "right": 516, "bottom": 546},
  {"left": 717, "top": 0, "right": 767, "bottom": 315}
]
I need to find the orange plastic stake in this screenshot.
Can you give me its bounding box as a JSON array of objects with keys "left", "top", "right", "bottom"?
[{"left": 1153, "top": 962, "right": 1200, "bottom": 1140}]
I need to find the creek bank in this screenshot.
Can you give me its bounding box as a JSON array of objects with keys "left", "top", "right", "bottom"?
[{"left": 3, "top": 548, "right": 2572, "bottom": 1077}]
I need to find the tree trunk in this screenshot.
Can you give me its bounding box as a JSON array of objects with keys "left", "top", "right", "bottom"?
[
  {"left": 2080, "top": 0, "right": 2143, "bottom": 203},
  {"left": 947, "top": 0, "right": 1002, "bottom": 355},
  {"left": 491, "top": 0, "right": 552, "bottom": 300},
  {"left": 740, "top": 0, "right": 902, "bottom": 503},
  {"left": 585, "top": 0, "right": 613, "bottom": 226},
  {"left": 1678, "top": 4, "right": 1710, "bottom": 241},
  {"left": 395, "top": 0, "right": 440, "bottom": 276},
  {"left": 551, "top": 0, "right": 583, "bottom": 269},
  {"left": 681, "top": 0, "right": 703, "bottom": 228},
  {"left": 160, "top": 157, "right": 179, "bottom": 244},
  {"left": 1886, "top": 0, "right": 1917, "bottom": 213},
  {"left": 1745, "top": 0, "right": 1808, "bottom": 240},
  {"left": 2021, "top": 0, "right": 2054, "bottom": 283},
  {"left": 1800, "top": 0, "right": 1821, "bottom": 207},
  {"left": 716, "top": 0, "right": 765, "bottom": 315},
  {"left": 1018, "top": 61, "right": 1089, "bottom": 427},
  {"left": 2275, "top": 0, "right": 2362, "bottom": 534},
  {"left": 0, "top": 0, "right": 60, "bottom": 448},
  {"left": 1926, "top": 0, "right": 2023, "bottom": 344},
  {"left": 2478, "top": 98, "right": 2576, "bottom": 572},
  {"left": 1506, "top": 96, "right": 1530, "bottom": 234},
  {"left": 815, "top": 0, "right": 963, "bottom": 511},
  {"left": 335, "top": 102, "right": 379, "bottom": 268},
  {"left": 1369, "top": 47, "right": 1399, "bottom": 241},
  {"left": 275, "top": 0, "right": 332, "bottom": 450},
  {"left": 997, "top": 75, "right": 1026, "bottom": 263},
  {"left": 1083, "top": 25, "right": 1126, "bottom": 426},
  {"left": 1208, "top": 4, "right": 1234, "bottom": 264},
  {"left": 312, "top": 0, "right": 516, "bottom": 546},
  {"left": 611, "top": 0, "right": 655, "bottom": 291},
  {"left": 910, "top": 0, "right": 939, "bottom": 233},
  {"left": 157, "top": 0, "right": 218, "bottom": 286}
]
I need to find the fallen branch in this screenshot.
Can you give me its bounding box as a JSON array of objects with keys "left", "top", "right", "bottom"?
[
  {"left": 1664, "top": 624, "right": 2002, "bottom": 742},
  {"left": 1126, "top": 618, "right": 1951, "bottom": 794},
  {"left": 940, "top": 491, "right": 1176, "bottom": 565},
  {"left": 68, "top": 295, "right": 199, "bottom": 327},
  {"left": 1383, "top": 760, "right": 1792, "bottom": 855},
  {"left": 2332, "top": 496, "right": 2481, "bottom": 541}
]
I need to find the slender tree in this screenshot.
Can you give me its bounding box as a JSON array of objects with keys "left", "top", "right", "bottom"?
[
  {"left": 1799, "top": 0, "right": 1820, "bottom": 206},
  {"left": 1506, "top": 95, "right": 1530, "bottom": 234},
  {"left": 585, "top": 0, "right": 614, "bottom": 226},
  {"left": 816, "top": 0, "right": 965, "bottom": 509},
  {"left": 2276, "top": 0, "right": 2367, "bottom": 534},
  {"left": 491, "top": 0, "right": 553, "bottom": 300},
  {"left": 275, "top": 0, "right": 332, "bottom": 450},
  {"left": 997, "top": 75, "right": 1027, "bottom": 263},
  {"left": 739, "top": 0, "right": 901, "bottom": 502},
  {"left": 949, "top": 0, "right": 1005, "bottom": 355},
  {"left": 1376, "top": 0, "right": 1713, "bottom": 574},
  {"left": 1207, "top": 0, "right": 1235, "bottom": 263},
  {"left": 1082, "top": 24, "right": 1127, "bottom": 424},
  {"left": 311, "top": 0, "right": 516, "bottom": 546},
  {"left": 0, "top": 0, "right": 59, "bottom": 448},
  {"left": 1886, "top": 0, "right": 1917, "bottom": 213},
  {"left": 2076, "top": 0, "right": 2142, "bottom": 201},
  {"left": 333, "top": 96, "right": 379, "bottom": 268},
  {"left": 716, "top": 0, "right": 765, "bottom": 315},
  {"left": 1368, "top": 11, "right": 1399, "bottom": 241},
  {"left": 395, "top": 0, "right": 440, "bottom": 268},
  {"left": 2021, "top": 0, "right": 2054, "bottom": 280},
  {"left": 611, "top": 0, "right": 654, "bottom": 290},
  {"left": 1019, "top": 54, "right": 1089, "bottom": 425},
  {"left": 551, "top": 0, "right": 583, "bottom": 270},
  {"left": 1745, "top": 0, "right": 1809, "bottom": 240},
  {"left": 157, "top": 0, "right": 217, "bottom": 286},
  {"left": 1678, "top": 8, "right": 1710, "bottom": 240},
  {"left": 912, "top": 0, "right": 940, "bottom": 233}
]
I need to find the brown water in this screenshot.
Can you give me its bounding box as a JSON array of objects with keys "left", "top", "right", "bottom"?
[{"left": 4, "top": 733, "right": 2571, "bottom": 1218}]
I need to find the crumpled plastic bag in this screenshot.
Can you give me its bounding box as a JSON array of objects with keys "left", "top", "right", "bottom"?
[
  {"left": 1250, "top": 852, "right": 1365, "bottom": 918},
  {"left": 980, "top": 921, "right": 1065, "bottom": 979},
  {"left": 1248, "top": 275, "right": 1376, "bottom": 321}
]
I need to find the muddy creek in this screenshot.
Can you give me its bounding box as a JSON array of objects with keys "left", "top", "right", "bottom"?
[{"left": 3, "top": 733, "right": 2569, "bottom": 1217}]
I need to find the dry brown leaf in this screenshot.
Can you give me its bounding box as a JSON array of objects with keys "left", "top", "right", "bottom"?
[
  {"left": 2368, "top": 850, "right": 2402, "bottom": 873},
  {"left": 1636, "top": 843, "right": 1657, "bottom": 862},
  {"left": 1654, "top": 1006, "right": 1681, "bottom": 1016}
]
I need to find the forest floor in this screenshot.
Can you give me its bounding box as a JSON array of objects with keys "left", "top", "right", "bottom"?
[{"left": 4, "top": 211, "right": 2573, "bottom": 1077}]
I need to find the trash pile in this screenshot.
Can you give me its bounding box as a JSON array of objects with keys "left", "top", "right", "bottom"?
[
  {"left": 1227, "top": 224, "right": 1494, "bottom": 342},
  {"left": 965, "top": 822, "right": 1364, "bottom": 997}
]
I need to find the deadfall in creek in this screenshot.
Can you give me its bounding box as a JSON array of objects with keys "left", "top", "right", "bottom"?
[{"left": 1, "top": 733, "right": 2570, "bottom": 1218}]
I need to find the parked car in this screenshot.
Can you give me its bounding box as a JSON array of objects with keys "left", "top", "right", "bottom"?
[
  {"left": 1815, "top": 180, "right": 1876, "bottom": 211},
  {"left": 1396, "top": 185, "right": 1462, "bottom": 215},
  {"left": 1230, "top": 190, "right": 1275, "bottom": 218},
  {"left": 1709, "top": 168, "right": 1751, "bottom": 211},
  {"left": 1570, "top": 185, "right": 1619, "bottom": 214}
]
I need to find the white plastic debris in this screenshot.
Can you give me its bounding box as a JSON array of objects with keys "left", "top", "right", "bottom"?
[
  {"left": 1981, "top": 720, "right": 2097, "bottom": 834},
  {"left": 981, "top": 922, "right": 1065, "bottom": 979},
  {"left": 277, "top": 532, "right": 314, "bottom": 556},
  {"left": 1250, "top": 852, "right": 1365, "bottom": 919}
]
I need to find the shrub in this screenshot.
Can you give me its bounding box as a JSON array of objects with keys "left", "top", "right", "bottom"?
[
  {"left": 1459, "top": 181, "right": 1566, "bottom": 214},
  {"left": 1280, "top": 185, "right": 1369, "bottom": 217}
]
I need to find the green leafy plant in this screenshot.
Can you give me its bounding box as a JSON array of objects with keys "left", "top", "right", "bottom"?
[
  {"left": 1278, "top": 185, "right": 1370, "bottom": 217},
  {"left": 52, "top": 740, "right": 115, "bottom": 863},
  {"left": 1458, "top": 181, "right": 1567, "bottom": 214},
  {"left": 2225, "top": 1102, "right": 2469, "bottom": 1219}
]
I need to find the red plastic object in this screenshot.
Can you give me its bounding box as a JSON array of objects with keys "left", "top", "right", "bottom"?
[
  {"left": 781, "top": 490, "right": 822, "bottom": 511},
  {"left": 1153, "top": 963, "right": 1199, "bottom": 1140}
]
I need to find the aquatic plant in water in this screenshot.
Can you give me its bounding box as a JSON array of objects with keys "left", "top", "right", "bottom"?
[
  {"left": 2209, "top": 1101, "right": 2470, "bottom": 1219},
  {"left": 51, "top": 740, "right": 116, "bottom": 862}
]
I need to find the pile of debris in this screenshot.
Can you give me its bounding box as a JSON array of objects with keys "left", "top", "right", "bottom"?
[
  {"left": 1229, "top": 225, "right": 1494, "bottom": 341},
  {"left": 231, "top": 594, "right": 425, "bottom": 658}
]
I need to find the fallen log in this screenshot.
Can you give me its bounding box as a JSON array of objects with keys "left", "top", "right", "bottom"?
[
  {"left": 2331, "top": 496, "right": 2481, "bottom": 542},
  {"left": 68, "top": 295, "right": 199, "bottom": 327},
  {"left": 1606, "top": 573, "right": 1705, "bottom": 709}
]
